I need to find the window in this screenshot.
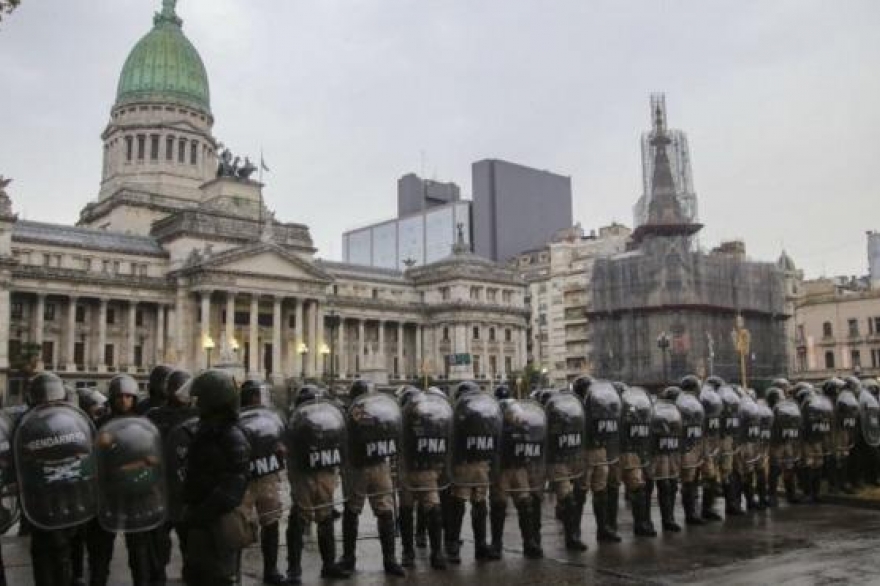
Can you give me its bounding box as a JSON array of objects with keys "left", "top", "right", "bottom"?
[
  {"left": 134, "top": 345, "right": 143, "bottom": 368},
  {"left": 74, "top": 342, "right": 85, "bottom": 367},
  {"left": 873, "top": 349, "right": 880, "bottom": 369},
  {"left": 125, "top": 136, "right": 133, "bottom": 161},
  {"left": 113, "top": 261, "right": 120, "bottom": 274},
  {"left": 470, "top": 286, "right": 481, "bottom": 301},
  {"left": 487, "top": 288, "right": 497, "bottom": 302},
  {"left": 472, "top": 326, "right": 480, "bottom": 340},
  {"left": 75, "top": 305, "right": 86, "bottom": 323},
  {"left": 190, "top": 141, "right": 198, "bottom": 165},
  {"left": 505, "top": 356, "right": 512, "bottom": 374},
  {"left": 502, "top": 290, "right": 512, "bottom": 303},
  {"left": 822, "top": 322, "right": 833, "bottom": 338},
  {"left": 797, "top": 324, "right": 805, "bottom": 342},
  {"left": 442, "top": 327, "right": 450, "bottom": 342},
  {"left": 140, "top": 264, "right": 148, "bottom": 277},
  {"left": 11, "top": 302, "right": 22, "bottom": 319},
  {"left": 43, "top": 253, "right": 51, "bottom": 266},
  {"left": 489, "top": 327, "right": 496, "bottom": 342},
  {"left": 166, "top": 136, "right": 174, "bottom": 161},
  {"left": 150, "top": 135, "right": 159, "bottom": 160},
  {"left": 41, "top": 341, "right": 54, "bottom": 367},
  {"left": 848, "top": 319, "right": 859, "bottom": 338},
  {"left": 288, "top": 314, "right": 296, "bottom": 328},
  {"left": 106, "top": 308, "right": 116, "bottom": 325},
  {"left": 797, "top": 348, "right": 807, "bottom": 372},
  {"left": 135, "top": 310, "right": 144, "bottom": 327},
  {"left": 825, "top": 351, "right": 835, "bottom": 369},
  {"left": 875, "top": 317, "right": 880, "bottom": 335},
  {"left": 137, "top": 135, "right": 145, "bottom": 160},
  {"left": 44, "top": 303, "right": 55, "bottom": 321},
  {"left": 372, "top": 288, "right": 379, "bottom": 299},
  {"left": 489, "top": 355, "right": 497, "bottom": 377},
  {"left": 178, "top": 139, "right": 187, "bottom": 163},
  {"left": 102, "top": 260, "right": 110, "bottom": 273},
  {"left": 82, "top": 257, "right": 92, "bottom": 271},
  {"left": 473, "top": 355, "right": 481, "bottom": 377},
  {"left": 852, "top": 350, "right": 862, "bottom": 368},
  {"left": 105, "top": 344, "right": 115, "bottom": 367},
  {"left": 258, "top": 313, "right": 273, "bottom": 327},
  {"left": 440, "top": 287, "right": 450, "bottom": 301},
  {"left": 505, "top": 328, "right": 512, "bottom": 342}
]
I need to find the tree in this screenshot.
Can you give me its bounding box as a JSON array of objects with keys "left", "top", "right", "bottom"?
[
  {"left": 0, "top": 1, "right": 21, "bottom": 24},
  {"left": 11, "top": 342, "right": 41, "bottom": 378}
]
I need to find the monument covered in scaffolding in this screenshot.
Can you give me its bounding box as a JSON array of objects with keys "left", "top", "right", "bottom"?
[{"left": 588, "top": 98, "right": 788, "bottom": 388}]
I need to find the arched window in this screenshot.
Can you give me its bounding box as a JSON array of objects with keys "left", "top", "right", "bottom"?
[
  {"left": 822, "top": 321, "right": 833, "bottom": 338},
  {"left": 825, "top": 351, "right": 835, "bottom": 369}
]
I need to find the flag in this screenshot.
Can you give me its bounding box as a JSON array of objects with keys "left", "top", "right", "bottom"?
[{"left": 260, "top": 155, "right": 270, "bottom": 173}]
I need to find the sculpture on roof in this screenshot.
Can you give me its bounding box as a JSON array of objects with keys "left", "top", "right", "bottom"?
[
  {"left": 217, "top": 149, "right": 258, "bottom": 181},
  {"left": 0, "top": 176, "right": 13, "bottom": 217}
]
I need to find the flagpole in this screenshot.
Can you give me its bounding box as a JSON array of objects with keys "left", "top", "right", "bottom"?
[{"left": 258, "top": 148, "right": 265, "bottom": 238}]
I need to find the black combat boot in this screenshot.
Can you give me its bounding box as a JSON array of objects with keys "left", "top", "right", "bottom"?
[
  {"left": 594, "top": 490, "right": 622, "bottom": 542},
  {"left": 810, "top": 467, "right": 823, "bottom": 504},
  {"left": 377, "top": 512, "right": 406, "bottom": 577},
  {"left": 824, "top": 456, "right": 839, "bottom": 494},
  {"left": 399, "top": 506, "right": 416, "bottom": 568},
  {"left": 318, "top": 518, "right": 351, "bottom": 580},
  {"left": 724, "top": 475, "right": 744, "bottom": 516},
  {"left": 489, "top": 502, "right": 506, "bottom": 560},
  {"left": 659, "top": 480, "right": 681, "bottom": 532},
  {"left": 606, "top": 483, "right": 621, "bottom": 535},
  {"left": 285, "top": 514, "right": 304, "bottom": 585},
  {"left": 644, "top": 480, "right": 658, "bottom": 535},
  {"left": 427, "top": 507, "right": 447, "bottom": 570},
  {"left": 260, "top": 522, "right": 286, "bottom": 585},
  {"left": 444, "top": 498, "right": 465, "bottom": 564},
  {"left": 472, "top": 501, "right": 493, "bottom": 560},
  {"left": 743, "top": 475, "right": 757, "bottom": 511},
  {"left": 784, "top": 473, "right": 801, "bottom": 504},
  {"left": 415, "top": 503, "right": 428, "bottom": 548},
  {"left": 682, "top": 482, "right": 704, "bottom": 525},
  {"left": 562, "top": 494, "right": 587, "bottom": 550},
  {"left": 631, "top": 487, "right": 656, "bottom": 537},
  {"left": 838, "top": 458, "right": 855, "bottom": 494},
  {"left": 756, "top": 469, "right": 769, "bottom": 510},
  {"left": 700, "top": 481, "right": 722, "bottom": 521},
  {"left": 517, "top": 499, "right": 542, "bottom": 558},
  {"left": 767, "top": 465, "right": 781, "bottom": 508},
  {"left": 572, "top": 485, "right": 587, "bottom": 544},
  {"left": 337, "top": 509, "right": 359, "bottom": 572}
]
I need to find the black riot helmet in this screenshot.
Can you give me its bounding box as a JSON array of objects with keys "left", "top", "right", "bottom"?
[
  {"left": 295, "top": 384, "right": 320, "bottom": 407},
  {"left": 705, "top": 376, "right": 725, "bottom": 390},
  {"left": 147, "top": 364, "right": 173, "bottom": 403},
  {"left": 843, "top": 376, "right": 862, "bottom": 393},
  {"left": 660, "top": 386, "right": 682, "bottom": 402},
  {"left": 794, "top": 383, "right": 815, "bottom": 406},
  {"left": 611, "top": 381, "right": 629, "bottom": 395},
  {"left": 191, "top": 369, "right": 240, "bottom": 419},
  {"left": 822, "top": 377, "right": 844, "bottom": 398},
  {"left": 865, "top": 379, "right": 880, "bottom": 399},
  {"left": 765, "top": 387, "right": 784, "bottom": 409},
  {"left": 771, "top": 378, "right": 792, "bottom": 394},
  {"left": 108, "top": 374, "right": 140, "bottom": 405},
  {"left": 453, "top": 381, "right": 481, "bottom": 402},
  {"left": 27, "top": 371, "right": 67, "bottom": 406},
  {"left": 680, "top": 375, "right": 701, "bottom": 394},
  {"left": 350, "top": 379, "right": 373, "bottom": 401},
  {"left": 572, "top": 375, "right": 594, "bottom": 399},
  {"left": 240, "top": 377, "right": 269, "bottom": 407},
  {"left": 494, "top": 385, "right": 511, "bottom": 401},
  {"left": 165, "top": 369, "right": 192, "bottom": 404},
  {"left": 538, "top": 388, "right": 557, "bottom": 406}
]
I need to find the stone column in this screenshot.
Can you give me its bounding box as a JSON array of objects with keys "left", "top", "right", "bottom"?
[
  {"left": 338, "top": 316, "right": 346, "bottom": 377},
  {"left": 66, "top": 296, "right": 78, "bottom": 372},
  {"left": 272, "top": 296, "right": 282, "bottom": 384},
  {"left": 377, "top": 320, "right": 385, "bottom": 372},
  {"left": 249, "top": 294, "right": 260, "bottom": 376},
  {"left": 304, "top": 300, "right": 315, "bottom": 377},
  {"left": 358, "top": 320, "right": 366, "bottom": 374},
  {"left": 293, "top": 299, "right": 303, "bottom": 378},
  {"left": 128, "top": 301, "right": 137, "bottom": 372},
  {"left": 397, "top": 322, "right": 404, "bottom": 379},
  {"left": 97, "top": 298, "right": 108, "bottom": 373},
  {"left": 34, "top": 293, "right": 45, "bottom": 369},
  {"left": 155, "top": 304, "right": 165, "bottom": 365},
  {"left": 200, "top": 291, "right": 212, "bottom": 370},
  {"left": 415, "top": 325, "right": 422, "bottom": 380},
  {"left": 174, "top": 288, "right": 186, "bottom": 367},
  {"left": 315, "top": 301, "right": 325, "bottom": 377},
  {"left": 519, "top": 327, "right": 527, "bottom": 370},
  {"left": 225, "top": 291, "right": 236, "bottom": 351}
]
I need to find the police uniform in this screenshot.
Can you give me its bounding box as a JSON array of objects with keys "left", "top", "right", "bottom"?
[
  {"left": 676, "top": 378, "right": 706, "bottom": 526},
  {"left": 618, "top": 385, "right": 655, "bottom": 537},
  {"left": 651, "top": 388, "right": 683, "bottom": 533}
]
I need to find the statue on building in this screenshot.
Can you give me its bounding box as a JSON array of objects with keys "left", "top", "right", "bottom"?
[
  {"left": 237, "top": 157, "right": 257, "bottom": 180},
  {"left": 216, "top": 150, "right": 258, "bottom": 181},
  {"left": 0, "top": 176, "right": 13, "bottom": 218}
]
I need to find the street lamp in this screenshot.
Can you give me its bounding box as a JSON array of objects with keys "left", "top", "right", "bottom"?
[
  {"left": 320, "top": 343, "right": 330, "bottom": 384},
  {"left": 298, "top": 342, "right": 308, "bottom": 381},
  {"left": 203, "top": 334, "right": 215, "bottom": 368},
  {"left": 325, "top": 311, "right": 341, "bottom": 388},
  {"left": 540, "top": 366, "right": 548, "bottom": 388},
  {"left": 657, "top": 332, "right": 670, "bottom": 385},
  {"left": 230, "top": 336, "right": 240, "bottom": 353}
]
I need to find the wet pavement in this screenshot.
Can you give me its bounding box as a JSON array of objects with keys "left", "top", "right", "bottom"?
[{"left": 4, "top": 496, "right": 880, "bottom": 585}]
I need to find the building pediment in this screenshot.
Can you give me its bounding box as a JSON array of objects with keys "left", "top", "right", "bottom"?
[{"left": 177, "top": 242, "right": 333, "bottom": 284}]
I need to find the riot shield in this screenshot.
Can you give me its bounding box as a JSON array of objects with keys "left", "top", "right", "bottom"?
[
  {"left": 737, "top": 398, "right": 762, "bottom": 465},
  {"left": 545, "top": 392, "right": 586, "bottom": 482},
  {"left": 719, "top": 385, "right": 742, "bottom": 439},
  {"left": 650, "top": 400, "right": 682, "bottom": 480},
  {"left": 699, "top": 384, "right": 723, "bottom": 440},
  {"left": 96, "top": 417, "right": 167, "bottom": 532},
  {"left": 836, "top": 390, "right": 860, "bottom": 451},
  {"left": 451, "top": 392, "right": 502, "bottom": 487},
  {"left": 400, "top": 392, "right": 453, "bottom": 492},
  {"left": 14, "top": 403, "right": 97, "bottom": 530},
  {"left": 0, "top": 413, "right": 18, "bottom": 534},
  {"left": 499, "top": 399, "right": 546, "bottom": 493},
  {"left": 286, "top": 400, "right": 348, "bottom": 511},
  {"left": 163, "top": 416, "right": 199, "bottom": 524},
  {"left": 859, "top": 391, "right": 880, "bottom": 447},
  {"left": 346, "top": 393, "right": 402, "bottom": 498},
  {"left": 772, "top": 399, "right": 801, "bottom": 467},
  {"left": 757, "top": 401, "right": 774, "bottom": 451},
  {"left": 620, "top": 386, "right": 653, "bottom": 469},
  {"left": 676, "top": 392, "right": 705, "bottom": 467},
  {"left": 811, "top": 395, "right": 835, "bottom": 455},
  {"left": 584, "top": 380, "right": 622, "bottom": 464}
]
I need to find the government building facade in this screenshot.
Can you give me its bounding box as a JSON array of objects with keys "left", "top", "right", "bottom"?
[{"left": 0, "top": 1, "right": 529, "bottom": 401}]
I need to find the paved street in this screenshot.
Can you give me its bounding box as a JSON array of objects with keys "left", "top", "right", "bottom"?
[{"left": 3, "top": 497, "right": 880, "bottom": 585}]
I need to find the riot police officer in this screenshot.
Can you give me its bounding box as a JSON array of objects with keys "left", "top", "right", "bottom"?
[
  {"left": 447, "top": 381, "right": 502, "bottom": 563},
  {"left": 698, "top": 380, "right": 723, "bottom": 521},
  {"left": 618, "top": 385, "right": 656, "bottom": 537},
  {"left": 286, "top": 385, "right": 351, "bottom": 583},
  {"left": 138, "top": 364, "right": 173, "bottom": 414},
  {"left": 828, "top": 377, "right": 858, "bottom": 494},
  {"left": 182, "top": 369, "right": 252, "bottom": 586},
  {"left": 238, "top": 378, "right": 287, "bottom": 585},
  {"left": 337, "top": 380, "right": 405, "bottom": 576},
  {"left": 16, "top": 372, "right": 97, "bottom": 586},
  {"left": 652, "top": 387, "right": 684, "bottom": 532},
  {"left": 854, "top": 379, "right": 880, "bottom": 487},
  {"left": 798, "top": 384, "right": 833, "bottom": 504},
  {"left": 766, "top": 386, "right": 802, "bottom": 506},
  {"left": 755, "top": 396, "right": 774, "bottom": 509},
  {"left": 718, "top": 384, "right": 744, "bottom": 516},
  {"left": 734, "top": 389, "right": 762, "bottom": 511},
  {"left": 677, "top": 375, "right": 706, "bottom": 525},
  {"left": 86, "top": 374, "right": 159, "bottom": 586}
]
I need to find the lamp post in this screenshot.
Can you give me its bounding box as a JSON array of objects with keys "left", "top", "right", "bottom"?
[
  {"left": 320, "top": 343, "right": 330, "bottom": 385},
  {"left": 203, "top": 334, "right": 215, "bottom": 368},
  {"left": 657, "top": 331, "right": 670, "bottom": 385},
  {"left": 325, "top": 311, "right": 341, "bottom": 389},
  {"left": 298, "top": 342, "right": 308, "bottom": 382}
]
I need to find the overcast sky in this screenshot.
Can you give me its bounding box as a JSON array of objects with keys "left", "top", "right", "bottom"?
[{"left": 1, "top": 0, "right": 878, "bottom": 278}]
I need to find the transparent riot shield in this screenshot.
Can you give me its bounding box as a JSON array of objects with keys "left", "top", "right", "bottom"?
[
  {"left": 239, "top": 407, "right": 287, "bottom": 525},
  {"left": 401, "top": 392, "right": 452, "bottom": 492},
  {"left": 15, "top": 403, "right": 97, "bottom": 530},
  {"left": 772, "top": 400, "right": 802, "bottom": 467},
  {"left": 737, "top": 398, "right": 762, "bottom": 467},
  {"left": 545, "top": 392, "right": 586, "bottom": 482},
  {"left": 699, "top": 384, "right": 723, "bottom": 459},
  {"left": 451, "top": 392, "right": 502, "bottom": 488},
  {"left": 585, "top": 381, "right": 622, "bottom": 465},
  {"left": 499, "top": 399, "right": 546, "bottom": 494},
  {"left": 719, "top": 385, "right": 742, "bottom": 460},
  {"left": 0, "top": 413, "right": 18, "bottom": 534},
  {"left": 650, "top": 400, "right": 682, "bottom": 480},
  {"left": 757, "top": 401, "right": 774, "bottom": 453},
  {"left": 836, "top": 390, "right": 860, "bottom": 451},
  {"left": 860, "top": 391, "right": 880, "bottom": 448},
  {"left": 811, "top": 395, "right": 835, "bottom": 456},
  {"left": 163, "top": 416, "right": 199, "bottom": 524},
  {"left": 620, "top": 386, "right": 653, "bottom": 470},
  {"left": 286, "top": 400, "right": 348, "bottom": 511},
  {"left": 346, "top": 392, "right": 402, "bottom": 498},
  {"left": 96, "top": 417, "right": 167, "bottom": 532},
  {"left": 676, "top": 392, "right": 705, "bottom": 470}
]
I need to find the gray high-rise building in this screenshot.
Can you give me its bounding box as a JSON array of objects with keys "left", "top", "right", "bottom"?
[
  {"left": 472, "top": 159, "right": 573, "bottom": 262},
  {"left": 397, "top": 173, "right": 461, "bottom": 217}
]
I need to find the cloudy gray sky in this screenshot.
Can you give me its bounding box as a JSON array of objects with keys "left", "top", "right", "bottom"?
[{"left": 1, "top": 0, "right": 878, "bottom": 278}]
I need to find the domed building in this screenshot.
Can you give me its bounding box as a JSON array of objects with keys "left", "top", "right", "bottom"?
[{"left": 0, "top": 1, "right": 529, "bottom": 398}]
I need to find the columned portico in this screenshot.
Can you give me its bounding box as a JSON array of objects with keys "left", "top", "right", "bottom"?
[
  {"left": 65, "top": 296, "right": 78, "bottom": 372},
  {"left": 272, "top": 296, "right": 282, "bottom": 384},
  {"left": 249, "top": 294, "right": 259, "bottom": 377}
]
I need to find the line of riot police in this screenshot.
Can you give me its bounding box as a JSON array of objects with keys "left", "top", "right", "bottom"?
[{"left": 1, "top": 368, "right": 879, "bottom": 586}]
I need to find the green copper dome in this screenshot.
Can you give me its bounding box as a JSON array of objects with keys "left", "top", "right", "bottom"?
[{"left": 115, "top": 0, "right": 210, "bottom": 113}]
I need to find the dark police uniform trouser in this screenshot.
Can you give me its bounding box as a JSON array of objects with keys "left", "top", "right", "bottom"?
[
  {"left": 86, "top": 519, "right": 157, "bottom": 586},
  {"left": 185, "top": 524, "right": 240, "bottom": 586},
  {"left": 31, "top": 526, "right": 78, "bottom": 586}
]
